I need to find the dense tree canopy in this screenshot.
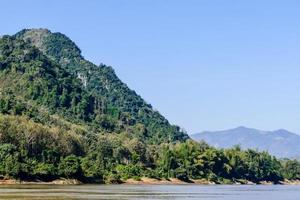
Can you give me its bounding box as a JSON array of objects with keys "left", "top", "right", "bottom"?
[{"left": 0, "top": 116, "right": 297, "bottom": 183}]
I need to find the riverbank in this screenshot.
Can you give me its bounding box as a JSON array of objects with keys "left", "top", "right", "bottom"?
[
  {"left": 123, "top": 178, "right": 300, "bottom": 185},
  {"left": 0, "top": 179, "right": 82, "bottom": 185},
  {"left": 0, "top": 178, "right": 299, "bottom": 185},
  {"left": 124, "top": 178, "right": 215, "bottom": 185},
  {"left": 124, "top": 178, "right": 266, "bottom": 185}
]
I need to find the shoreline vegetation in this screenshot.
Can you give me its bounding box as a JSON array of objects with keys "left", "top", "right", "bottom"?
[{"left": 0, "top": 178, "right": 300, "bottom": 185}]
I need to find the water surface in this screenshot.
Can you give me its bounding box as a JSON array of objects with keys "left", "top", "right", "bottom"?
[{"left": 0, "top": 184, "right": 299, "bottom": 200}]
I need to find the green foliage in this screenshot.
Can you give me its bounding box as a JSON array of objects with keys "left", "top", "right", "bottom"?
[
  {"left": 115, "top": 164, "right": 142, "bottom": 180},
  {"left": 0, "top": 115, "right": 298, "bottom": 182},
  {"left": 14, "top": 29, "right": 189, "bottom": 144},
  {"left": 80, "top": 155, "right": 103, "bottom": 179},
  {"left": 281, "top": 159, "right": 300, "bottom": 180},
  {"left": 58, "top": 155, "right": 81, "bottom": 178},
  {"left": 154, "top": 141, "right": 290, "bottom": 183},
  {"left": 104, "top": 172, "right": 122, "bottom": 184},
  {"left": 0, "top": 144, "right": 21, "bottom": 177},
  {"left": 33, "top": 163, "right": 57, "bottom": 180}
]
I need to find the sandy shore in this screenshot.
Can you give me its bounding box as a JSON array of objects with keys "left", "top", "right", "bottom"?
[
  {"left": 0, "top": 179, "right": 82, "bottom": 185},
  {"left": 123, "top": 178, "right": 300, "bottom": 185},
  {"left": 110, "top": 178, "right": 300, "bottom": 185},
  {"left": 0, "top": 178, "right": 299, "bottom": 185}
]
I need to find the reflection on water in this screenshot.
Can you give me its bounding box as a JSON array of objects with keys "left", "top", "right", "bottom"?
[{"left": 0, "top": 184, "right": 299, "bottom": 200}]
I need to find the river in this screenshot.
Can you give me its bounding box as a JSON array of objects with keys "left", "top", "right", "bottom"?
[{"left": 0, "top": 184, "right": 299, "bottom": 199}]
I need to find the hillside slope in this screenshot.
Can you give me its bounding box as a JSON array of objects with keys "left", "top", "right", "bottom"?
[
  {"left": 12, "top": 28, "right": 188, "bottom": 144},
  {"left": 0, "top": 28, "right": 189, "bottom": 181}
]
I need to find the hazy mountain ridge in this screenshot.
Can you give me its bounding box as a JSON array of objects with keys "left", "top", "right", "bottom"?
[{"left": 191, "top": 126, "right": 300, "bottom": 158}]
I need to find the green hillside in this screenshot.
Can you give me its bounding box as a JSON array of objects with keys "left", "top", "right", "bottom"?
[
  {"left": 14, "top": 29, "right": 188, "bottom": 144},
  {"left": 0, "top": 29, "right": 189, "bottom": 182},
  {"left": 0, "top": 29, "right": 299, "bottom": 183}
]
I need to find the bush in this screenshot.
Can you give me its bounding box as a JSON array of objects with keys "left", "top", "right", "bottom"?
[
  {"left": 58, "top": 155, "right": 81, "bottom": 178},
  {"left": 115, "top": 164, "right": 142, "bottom": 180},
  {"left": 0, "top": 144, "right": 21, "bottom": 178},
  {"left": 80, "top": 156, "right": 103, "bottom": 179},
  {"left": 175, "top": 167, "right": 189, "bottom": 181},
  {"left": 33, "top": 163, "right": 57, "bottom": 180},
  {"left": 105, "top": 172, "right": 122, "bottom": 184}
]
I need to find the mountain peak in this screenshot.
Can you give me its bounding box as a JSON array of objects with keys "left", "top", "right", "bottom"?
[
  {"left": 24, "top": 28, "right": 51, "bottom": 34},
  {"left": 15, "top": 28, "right": 51, "bottom": 48},
  {"left": 15, "top": 28, "right": 82, "bottom": 62},
  {"left": 275, "top": 128, "right": 289, "bottom": 133},
  {"left": 272, "top": 129, "right": 295, "bottom": 137},
  {"left": 235, "top": 126, "right": 251, "bottom": 130},
  {"left": 230, "top": 126, "right": 259, "bottom": 134},
  {"left": 19, "top": 28, "right": 51, "bottom": 35}
]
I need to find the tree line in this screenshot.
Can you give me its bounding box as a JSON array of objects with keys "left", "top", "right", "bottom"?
[{"left": 0, "top": 114, "right": 299, "bottom": 183}]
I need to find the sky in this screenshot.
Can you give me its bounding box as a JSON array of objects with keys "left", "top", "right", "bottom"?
[{"left": 1, "top": 0, "right": 300, "bottom": 134}]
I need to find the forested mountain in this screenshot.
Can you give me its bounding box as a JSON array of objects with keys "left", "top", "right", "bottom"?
[
  {"left": 12, "top": 28, "right": 188, "bottom": 144},
  {"left": 0, "top": 29, "right": 299, "bottom": 183},
  {"left": 191, "top": 127, "right": 300, "bottom": 158}
]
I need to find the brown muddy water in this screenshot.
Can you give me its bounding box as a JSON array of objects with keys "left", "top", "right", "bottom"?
[{"left": 0, "top": 184, "right": 299, "bottom": 200}]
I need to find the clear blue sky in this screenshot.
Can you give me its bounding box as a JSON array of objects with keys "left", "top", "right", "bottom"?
[{"left": 1, "top": 0, "right": 300, "bottom": 134}]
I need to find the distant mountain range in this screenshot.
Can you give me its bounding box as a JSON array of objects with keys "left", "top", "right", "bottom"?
[{"left": 191, "top": 126, "right": 300, "bottom": 158}]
